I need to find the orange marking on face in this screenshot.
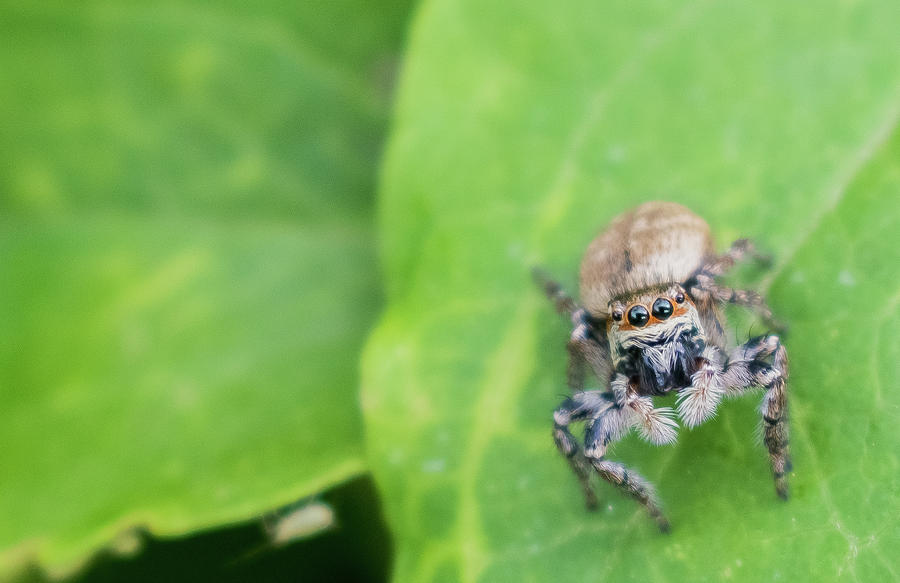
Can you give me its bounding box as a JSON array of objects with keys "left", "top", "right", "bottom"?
[
  {"left": 607, "top": 295, "right": 694, "bottom": 332},
  {"left": 671, "top": 302, "right": 691, "bottom": 318}
]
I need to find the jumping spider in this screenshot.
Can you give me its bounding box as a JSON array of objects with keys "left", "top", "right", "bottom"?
[{"left": 536, "top": 201, "right": 790, "bottom": 532}]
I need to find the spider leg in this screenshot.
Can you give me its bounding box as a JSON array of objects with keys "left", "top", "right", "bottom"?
[
  {"left": 533, "top": 267, "right": 579, "bottom": 316},
  {"left": 750, "top": 336, "right": 791, "bottom": 499},
  {"left": 534, "top": 268, "right": 613, "bottom": 388},
  {"left": 610, "top": 374, "right": 678, "bottom": 445},
  {"left": 688, "top": 275, "right": 787, "bottom": 333},
  {"left": 687, "top": 238, "right": 785, "bottom": 331},
  {"left": 720, "top": 335, "right": 792, "bottom": 499},
  {"left": 567, "top": 310, "right": 612, "bottom": 390},
  {"left": 676, "top": 347, "right": 728, "bottom": 428},
  {"left": 698, "top": 238, "right": 771, "bottom": 277},
  {"left": 540, "top": 269, "right": 621, "bottom": 511},
  {"left": 553, "top": 391, "right": 616, "bottom": 510},
  {"left": 583, "top": 403, "right": 670, "bottom": 532},
  {"left": 687, "top": 240, "right": 786, "bottom": 332}
]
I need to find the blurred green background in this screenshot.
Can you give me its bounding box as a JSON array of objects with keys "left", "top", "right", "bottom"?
[
  {"left": 1, "top": 0, "right": 410, "bottom": 581},
  {"left": 2, "top": 1, "right": 899, "bottom": 582}
]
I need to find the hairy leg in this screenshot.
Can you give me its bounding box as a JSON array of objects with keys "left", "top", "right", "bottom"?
[
  {"left": 689, "top": 275, "right": 787, "bottom": 332},
  {"left": 553, "top": 391, "right": 617, "bottom": 510},
  {"left": 713, "top": 335, "right": 792, "bottom": 498},
  {"left": 756, "top": 338, "right": 791, "bottom": 499},
  {"left": 687, "top": 239, "right": 786, "bottom": 332},
  {"left": 567, "top": 310, "right": 612, "bottom": 389},
  {"left": 584, "top": 406, "right": 670, "bottom": 532},
  {"left": 534, "top": 268, "right": 613, "bottom": 387},
  {"left": 540, "top": 269, "right": 623, "bottom": 509},
  {"left": 676, "top": 346, "right": 727, "bottom": 428},
  {"left": 699, "top": 238, "right": 771, "bottom": 278},
  {"left": 610, "top": 374, "right": 678, "bottom": 445},
  {"left": 533, "top": 267, "right": 579, "bottom": 316}
]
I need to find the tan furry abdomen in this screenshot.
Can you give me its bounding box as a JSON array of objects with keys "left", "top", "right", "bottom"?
[{"left": 580, "top": 201, "right": 714, "bottom": 316}]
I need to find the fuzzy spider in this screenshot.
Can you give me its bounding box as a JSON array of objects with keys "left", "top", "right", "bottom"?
[{"left": 536, "top": 201, "right": 790, "bottom": 532}]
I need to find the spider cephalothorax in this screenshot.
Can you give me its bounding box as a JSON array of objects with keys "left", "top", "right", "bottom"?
[
  {"left": 607, "top": 286, "right": 705, "bottom": 396},
  {"left": 537, "top": 201, "right": 790, "bottom": 532}
]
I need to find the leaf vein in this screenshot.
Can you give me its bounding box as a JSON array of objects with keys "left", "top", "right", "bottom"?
[{"left": 762, "top": 88, "right": 900, "bottom": 292}]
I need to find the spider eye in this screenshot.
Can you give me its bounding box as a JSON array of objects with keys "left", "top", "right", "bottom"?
[
  {"left": 627, "top": 305, "right": 650, "bottom": 327},
  {"left": 652, "top": 298, "right": 673, "bottom": 320},
  {"left": 674, "top": 292, "right": 685, "bottom": 304},
  {"left": 612, "top": 310, "right": 623, "bottom": 322}
]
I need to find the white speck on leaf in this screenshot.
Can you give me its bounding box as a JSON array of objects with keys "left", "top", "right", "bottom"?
[
  {"left": 268, "top": 502, "right": 335, "bottom": 545},
  {"left": 838, "top": 270, "right": 856, "bottom": 286},
  {"left": 607, "top": 144, "right": 627, "bottom": 163},
  {"left": 507, "top": 242, "right": 523, "bottom": 259},
  {"left": 422, "top": 458, "right": 446, "bottom": 473},
  {"left": 388, "top": 448, "right": 405, "bottom": 465}
]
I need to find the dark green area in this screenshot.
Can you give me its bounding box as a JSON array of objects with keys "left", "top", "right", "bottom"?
[{"left": 15, "top": 478, "right": 390, "bottom": 583}]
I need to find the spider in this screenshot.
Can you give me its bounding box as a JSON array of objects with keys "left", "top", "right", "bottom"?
[{"left": 536, "top": 201, "right": 790, "bottom": 532}]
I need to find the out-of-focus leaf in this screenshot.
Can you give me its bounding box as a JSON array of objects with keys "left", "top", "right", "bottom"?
[
  {"left": 0, "top": 0, "right": 411, "bottom": 575},
  {"left": 363, "top": 1, "right": 900, "bottom": 581}
]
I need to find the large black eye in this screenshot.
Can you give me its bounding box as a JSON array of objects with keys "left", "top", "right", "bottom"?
[
  {"left": 627, "top": 305, "right": 650, "bottom": 327},
  {"left": 652, "top": 298, "right": 673, "bottom": 319}
]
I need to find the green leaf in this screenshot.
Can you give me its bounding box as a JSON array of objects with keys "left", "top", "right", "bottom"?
[
  {"left": 363, "top": 1, "right": 900, "bottom": 581},
  {"left": 0, "top": 0, "right": 411, "bottom": 575}
]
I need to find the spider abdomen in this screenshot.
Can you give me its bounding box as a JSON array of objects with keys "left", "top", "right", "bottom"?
[{"left": 579, "top": 201, "right": 714, "bottom": 317}]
